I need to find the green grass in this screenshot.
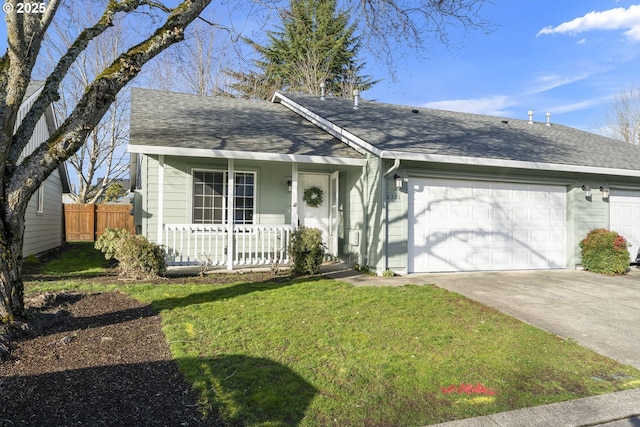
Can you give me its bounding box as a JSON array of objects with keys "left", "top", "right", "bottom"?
[
  {"left": 26, "top": 242, "right": 108, "bottom": 277},
  {"left": 24, "top": 242, "right": 114, "bottom": 294},
  {"left": 23, "top": 245, "right": 640, "bottom": 426},
  {"left": 126, "top": 281, "right": 640, "bottom": 426}
]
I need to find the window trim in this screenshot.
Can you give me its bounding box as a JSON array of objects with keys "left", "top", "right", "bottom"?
[
  {"left": 36, "top": 185, "right": 44, "bottom": 215},
  {"left": 190, "top": 168, "right": 256, "bottom": 225}
]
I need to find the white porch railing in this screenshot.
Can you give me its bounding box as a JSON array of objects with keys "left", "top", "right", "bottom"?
[{"left": 163, "top": 224, "right": 295, "bottom": 268}]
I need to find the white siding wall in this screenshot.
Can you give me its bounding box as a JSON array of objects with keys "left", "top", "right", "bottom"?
[
  {"left": 24, "top": 169, "right": 64, "bottom": 256},
  {"left": 17, "top": 86, "right": 65, "bottom": 256}
]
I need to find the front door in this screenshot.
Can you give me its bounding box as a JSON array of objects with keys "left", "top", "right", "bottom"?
[{"left": 298, "top": 173, "right": 338, "bottom": 256}]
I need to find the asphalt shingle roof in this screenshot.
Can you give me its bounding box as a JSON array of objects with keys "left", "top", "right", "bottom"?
[
  {"left": 129, "top": 88, "right": 363, "bottom": 159},
  {"left": 282, "top": 93, "right": 640, "bottom": 171}
]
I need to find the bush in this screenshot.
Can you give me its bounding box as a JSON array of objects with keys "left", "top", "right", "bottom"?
[
  {"left": 289, "top": 227, "right": 325, "bottom": 275},
  {"left": 95, "top": 228, "right": 166, "bottom": 278},
  {"left": 579, "top": 228, "right": 630, "bottom": 275},
  {"left": 383, "top": 268, "right": 395, "bottom": 277},
  {"left": 95, "top": 228, "right": 131, "bottom": 260}
]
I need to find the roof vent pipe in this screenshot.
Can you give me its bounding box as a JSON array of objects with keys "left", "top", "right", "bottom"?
[
  {"left": 353, "top": 89, "right": 360, "bottom": 110},
  {"left": 320, "top": 81, "right": 325, "bottom": 100},
  {"left": 528, "top": 110, "right": 534, "bottom": 124},
  {"left": 546, "top": 111, "right": 551, "bottom": 126}
]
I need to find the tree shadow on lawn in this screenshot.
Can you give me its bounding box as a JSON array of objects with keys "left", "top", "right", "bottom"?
[
  {"left": 149, "top": 275, "right": 325, "bottom": 312},
  {"left": 180, "top": 354, "right": 319, "bottom": 426},
  {"left": 22, "top": 275, "right": 325, "bottom": 338},
  {"left": 0, "top": 355, "right": 317, "bottom": 426}
]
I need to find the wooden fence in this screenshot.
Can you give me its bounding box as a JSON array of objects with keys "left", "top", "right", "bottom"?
[{"left": 64, "top": 204, "right": 135, "bottom": 242}]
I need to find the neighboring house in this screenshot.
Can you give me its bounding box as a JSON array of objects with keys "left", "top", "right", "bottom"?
[
  {"left": 19, "top": 82, "right": 71, "bottom": 256},
  {"left": 129, "top": 87, "right": 640, "bottom": 274}
]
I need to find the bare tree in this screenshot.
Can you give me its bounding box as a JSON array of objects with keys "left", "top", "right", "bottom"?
[
  {"left": 0, "top": 0, "right": 211, "bottom": 319},
  {"left": 38, "top": 3, "right": 131, "bottom": 203},
  {"left": 146, "top": 17, "right": 236, "bottom": 95},
  {"left": 180, "top": 19, "right": 220, "bottom": 95},
  {"left": 357, "top": 0, "right": 492, "bottom": 70},
  {"left": 604, "top": 84, "right": 640, "bottom": 145}
]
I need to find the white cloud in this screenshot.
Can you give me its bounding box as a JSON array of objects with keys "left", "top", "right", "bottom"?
[
  {"left": 537, "top": 4, "right": 640, "bottom": 41},
  {"left": 547, "top": 98, "right": 607, "bottom": 114},
  {"left": 525, "top": 72, "right": 592, "bottom": 94},
  {"left": 421, "top": 96, "right": 515, "bottom": 116}
]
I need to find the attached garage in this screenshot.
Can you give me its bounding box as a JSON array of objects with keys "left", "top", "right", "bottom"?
[
  {"left": 609, "top": 189, "right": 640, "bottom": 262},
  {"left": 408, "top": 178, "right": 567, "bottom": 273}
]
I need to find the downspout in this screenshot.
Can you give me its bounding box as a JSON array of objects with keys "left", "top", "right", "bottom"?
[
  {"left": 381, "top": 156, "right": 401, "bottom": 273},
  {"left": 383, "top": 158, "right": 401, "bottom": 178}
]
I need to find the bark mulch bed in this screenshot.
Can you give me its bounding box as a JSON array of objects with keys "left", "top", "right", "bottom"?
[{"left": 0, "top": 290, "right": 223, "bottom": 426}]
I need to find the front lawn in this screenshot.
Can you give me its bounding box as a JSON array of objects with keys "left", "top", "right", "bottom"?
[
  {"left": 128, "top": 280, "right": 640, "bottom": 426},
  {"left": 24, "top": 244, "right": 640, "bottom": 426}
]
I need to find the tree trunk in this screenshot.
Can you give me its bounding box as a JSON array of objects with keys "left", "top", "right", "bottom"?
[{"left": 0, "top": 218, "right": 25, "bottom": 321}]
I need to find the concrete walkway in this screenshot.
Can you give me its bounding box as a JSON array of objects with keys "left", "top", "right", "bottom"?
[{"left": 322, "top": 265, "right": 640, "bottom": 426}]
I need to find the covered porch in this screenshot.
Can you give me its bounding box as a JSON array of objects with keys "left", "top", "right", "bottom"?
[{"left": 136, "top": 150, "right": 365, "bottom": 270}]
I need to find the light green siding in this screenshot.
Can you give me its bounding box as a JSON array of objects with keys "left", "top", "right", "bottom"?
[
  {"left": 253, "top": 161, "right": 291, "bottom": 225},
  {"left": 340, "top": 165, "right": 367, "bottom": 263},
  {"left": 569, "top": 183, "right": 608, "bottom": 267},
  {"left": 362, "top": 155, "right": 384, "bottom": 272},
  {"left": 142, "top": 155, "right": 159, "bottom": 242},
  {"left": 164, "top": 158, "right": 190, "bottom": 224},
  {"left": 386, "top": 172, "right": 407, "bottom": 273}
]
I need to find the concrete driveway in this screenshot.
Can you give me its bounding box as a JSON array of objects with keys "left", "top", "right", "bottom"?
[
  {"left": 422, "top": 269, "right": 640, "bottom": 370},
  {"left": 324, "top": 266, "right": 640, "bottom": 369}
]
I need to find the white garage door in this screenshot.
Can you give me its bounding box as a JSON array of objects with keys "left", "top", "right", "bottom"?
[
  {"left": 609, "top": 189, "right": 640, "bottom": 262},
  {"left": 408, "top": 178, "right": 567, "bottom": 272}
]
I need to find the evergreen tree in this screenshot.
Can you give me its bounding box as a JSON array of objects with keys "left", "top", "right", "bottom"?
[{"left": 228, "top": 0, "right": 377, "bottom": 99}]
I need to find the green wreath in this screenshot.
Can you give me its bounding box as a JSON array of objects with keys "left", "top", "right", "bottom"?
[{"left": 303, "top": 186, "right": 324, "bottom": 208}]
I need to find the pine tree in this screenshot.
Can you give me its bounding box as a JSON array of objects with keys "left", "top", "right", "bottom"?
[{"left": 228, "top": 0, "right": 377, "bottom": 99}]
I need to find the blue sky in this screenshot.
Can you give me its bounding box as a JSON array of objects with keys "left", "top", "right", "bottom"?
[
  {"left": 2, "top": 1, "right": 640, "bottom": 135},
  {"left": 364, "top": 1, "right": 640, "bottom": 134}
]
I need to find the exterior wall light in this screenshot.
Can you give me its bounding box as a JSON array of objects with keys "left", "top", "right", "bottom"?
[
  {"left": 600, "top": 186, "right": 609, "bottom": 200},
  {"left": 581, "top": 185, "right": 591, "bottom": 199},
  {"left": 287, "top": 180, "right": 292, "bottom": 192},
  {"left": 394, "top": 174, "right": 403, "bottom": 190}
]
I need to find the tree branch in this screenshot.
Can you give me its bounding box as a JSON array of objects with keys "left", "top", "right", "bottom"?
[
  {"left": 8, "top": 0, "right": 211, "bottom": 215},
  {"left": 8, "top": 0, "right": 145, "bottom": 166}
]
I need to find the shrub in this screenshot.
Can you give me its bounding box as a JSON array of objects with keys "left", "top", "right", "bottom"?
[
  {"left": 579, "top": 228, "right": 630, "bottom": 275},
  {"left": 289, "top": 227, "right": 325, "bottom": 275},
  {"left": 95, "top": 228, "right": 131, "bottom": 260},
  {"left": 95, "top": 228, "right": 166, "bottom": 278},
  {"left": 354, "top": 264, "right": 374, "bottom": 275},
  {"left": 383, "top": 268, "right": 395, "bottom": 277}
]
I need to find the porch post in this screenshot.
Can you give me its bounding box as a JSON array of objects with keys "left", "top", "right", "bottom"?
[
  {"left": 157, "top": 155, "right": 164, "bottom": 245},
  {"left": 227, "top": 159, "right": 235, "bottom": 270},
  {"left": 291, "top": 163, "right": 298, "bottom": 228}
]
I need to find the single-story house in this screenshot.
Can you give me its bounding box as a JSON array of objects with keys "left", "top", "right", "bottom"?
[
  {"left": 19, "top": 82, "right": 70, "bottom": 257},
  {"left": 128, "top": 87, "right": 640, "bottom": 274}
]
